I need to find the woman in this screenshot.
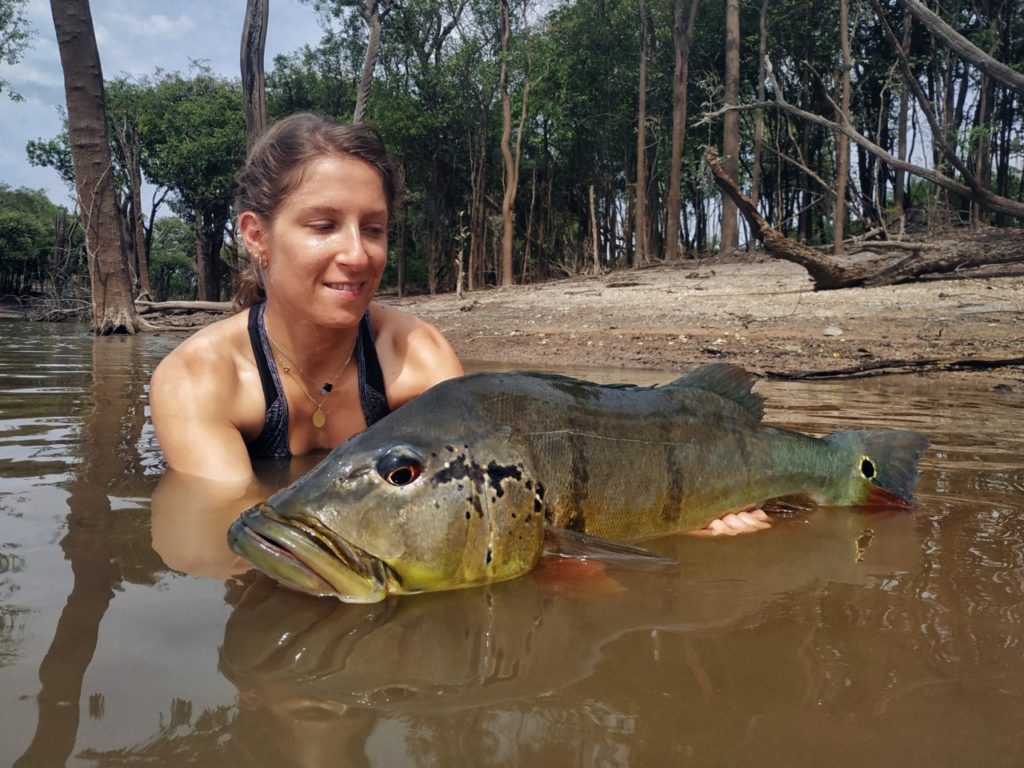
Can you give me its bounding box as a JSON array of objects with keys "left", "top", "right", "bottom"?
[
  {"left": 150, "top": 113, "right": 463, "bottom": 486},
  {"left": 149, "top": 112, "right": 766, "bottom": 570}
]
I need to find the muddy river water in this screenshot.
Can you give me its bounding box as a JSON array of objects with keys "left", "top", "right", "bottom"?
[{"left": 1, "top": 321, "right": 1022, "bottom": 767}]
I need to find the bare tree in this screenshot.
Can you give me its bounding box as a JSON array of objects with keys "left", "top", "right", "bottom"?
[
  {"left": 894, "top": 0, "right": 1024, "bottom": 96},
  {"left": 499, "top": 0, "right": 531, "bottom": 287},
  {"left": 748, "top": 0, "right": 767, "bottom": 213},
  {"left": 354, "top": 1, "right": 393, "bottom": 123},
  {"left": 666, "top": 0, "right": 700, "bottom": 260},
  {"left": 111, "top": 117, "right": 152, "bottom": 297},
  {"left": 49, "top": 0, "right": 138, "bottom": 334},
  {"left": 634, "top": 0, "right": 650, "bottom": 266},
  {"left": 700, "top": 55, "right": 1024, "bottom": 222},
  {"left": 719, "top": 0, "right": 740, "bottom": 254},
  {"left": 867, "top": 0, "right": 1024, "bottom": 220},
  {"left": 834, "top": 0, "right": 851, "bottom": 254},
  {"left": 241, "top": 0, "right": 269, "bottom": 151}
]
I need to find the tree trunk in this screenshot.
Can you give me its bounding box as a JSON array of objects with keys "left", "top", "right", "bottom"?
[
  {"left": 240, "top": 0, "right": 268, "bottom": 151},
  {"left": 468, "top": 124, "right": 487, "bottom": 291},
  {"left": 522, "top": 162, "right": 537, "bottom": 282},
  {"left": 50, "top": 0, "right": 138, "bottom": 335},
  {"left": 634, "top": 0, "right": 649, "bottom": 266},
  {"left": 892, "top": 17, "right": 912, "bottom": 230},
  {"left": 834, "top": 0, "right": 851, "bottom": 254},
  {"left": 354, "top": 1, "right": 390, "bottom": 123},
  {"left": 112, "top": 118, "right": 151, "bottom": 298},
  {"left": 498, "top": 0, "right": 529, "bottom": 287},
  {"left": 749, "top": 0, "right": 767, "bottom": 213},
  {"left": 397, "top": 203, "right": 407, "bottom": 297},
  {"left": 720, "top": 0, "right": 741, "bottom": 254}
]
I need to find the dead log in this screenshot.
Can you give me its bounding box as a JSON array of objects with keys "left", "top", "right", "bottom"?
[
  {"left": 135, "top": 300, "right": 234, "bottom": 314},
  {"left": 705, "top": 146, "right": 1024, "bottom": 289},
  {"left": 764, "top": 355, "right": 1024, "bottom": 380}
]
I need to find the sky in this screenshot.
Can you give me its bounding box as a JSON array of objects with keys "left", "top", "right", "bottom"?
[{"left": 0, "top": 0, "right": 325, "bottom": 206}]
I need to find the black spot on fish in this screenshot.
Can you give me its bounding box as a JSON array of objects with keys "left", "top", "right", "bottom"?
[
  {"left": 433, "top": 455, "right": 486, "bottom": 495},
  {"left": 445, "top": 445, "right": 455, "bottom": 453},
  {"left": 485, "top": 546, "right": 493, "bottom": 565},
  {"left": 465, "top": 510, "right": 471, "bottom": 520},
  {"left": 486, "top": 461, "right": 524, "bottom": 499},
  {"left": 861, "top": 457, "right": 877, "bottom": 479},
  {"left": 533, "top": 496, "right": 543, "bottom": 514}
]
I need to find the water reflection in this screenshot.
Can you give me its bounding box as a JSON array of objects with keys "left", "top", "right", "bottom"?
[
  {"left": 1, "top": 322, "right": 1022, "bottom": 767},
  {"left": 12, "top": 333, "right": 152, "bottom": 767}
]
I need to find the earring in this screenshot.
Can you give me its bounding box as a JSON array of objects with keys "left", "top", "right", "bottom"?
[{"left": 258, "top": 255, "right": 269, "bottom": 270}]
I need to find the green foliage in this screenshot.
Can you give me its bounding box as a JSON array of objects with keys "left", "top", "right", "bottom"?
[
  {"left": 0, "top": 184, "right": 75, "bottom": 294},
  {"left": 0, "top": 0, "right": 32, "bottom": 101},
  {"left": 23, "top": 0, "right": 1024, "bottom": 297},
  {"left": 25, "top": 117, "right": 75, "bottom": 190},
  {"left": 149, "top": 216, "right": 196, "bottom": 300},
  {"left": 138, "top": 69, "right": 246, "bottom": 222}
]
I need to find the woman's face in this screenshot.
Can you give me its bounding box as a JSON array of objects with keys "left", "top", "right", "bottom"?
[{"left": 258, "top": 153, "right": 389, "bottom": 329}]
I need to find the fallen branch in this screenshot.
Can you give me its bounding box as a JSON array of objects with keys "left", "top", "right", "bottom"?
[
  {"left": 135, "top": 300, "right": 234, "bottom": 314},
  {"left": 705, "top": 146, "right": 1023, "bottom": 289},
  {"left": 764, "top": 356, "right": 1024, "bottom": 380}
]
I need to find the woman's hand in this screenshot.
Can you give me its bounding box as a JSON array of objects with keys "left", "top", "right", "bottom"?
[{"left": 689, "top": 508, "right": 772, "bottom": 537}]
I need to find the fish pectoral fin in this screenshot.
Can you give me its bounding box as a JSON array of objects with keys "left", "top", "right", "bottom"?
[{"left": 541, "top": 526, "right": 677, "bottom": 571}]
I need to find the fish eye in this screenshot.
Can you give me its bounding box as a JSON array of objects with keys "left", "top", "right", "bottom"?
[{"left": 377, "top": 453, "right": 423, "bottom": 486}]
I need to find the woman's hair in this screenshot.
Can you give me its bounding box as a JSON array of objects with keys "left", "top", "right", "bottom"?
[{"left": 232, "top": 112, "right": 402, "bottom": 310}]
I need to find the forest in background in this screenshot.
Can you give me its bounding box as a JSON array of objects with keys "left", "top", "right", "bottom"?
[{"left": 0, "top": 0, "right": 1022, "bottom": 331}]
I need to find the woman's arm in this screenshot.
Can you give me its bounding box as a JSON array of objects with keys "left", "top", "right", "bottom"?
[
  {"left": 371, "top": 304, "right": 464, "bottom": 408},
  {"left": 150, "top": 331, "right": 259, "bottom": 484},
  {"left": 150, "top": 470, "right": 269, "bottom": 578}
]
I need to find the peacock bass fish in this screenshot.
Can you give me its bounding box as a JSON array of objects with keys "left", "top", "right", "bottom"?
[{"left": 227, "top": 364, "right": 928, "bottom": 602}]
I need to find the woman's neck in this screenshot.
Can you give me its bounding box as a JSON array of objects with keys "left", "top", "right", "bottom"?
[{"left": 262, "top": 305, "right": 360, "bottom": 383}]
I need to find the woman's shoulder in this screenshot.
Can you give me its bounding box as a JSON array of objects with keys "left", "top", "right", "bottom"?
[
  {"left": 368, "top": 302, "right": 450, "bottom": 349},
  {"left": 367, "top": 302, "right": 463, "bottom": 401},
  {"left": 152, "top": 311, "right": 252, "bottom": 394}
]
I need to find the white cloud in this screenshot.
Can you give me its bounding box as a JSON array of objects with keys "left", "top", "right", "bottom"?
[
  {"left": 0, "top": 0, "right": 324, "bottom": 204},
  {"left": 108, "top": 13, "right": 197, "bottom": 38}
]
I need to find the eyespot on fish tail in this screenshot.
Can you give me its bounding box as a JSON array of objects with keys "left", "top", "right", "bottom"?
[{"left": 823, "top": 428, "right": 929, "bottom": 506}]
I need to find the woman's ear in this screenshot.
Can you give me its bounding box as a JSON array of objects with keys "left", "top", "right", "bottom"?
[{"left": 238, "top": 211, "right": 268, "bottom": 264}]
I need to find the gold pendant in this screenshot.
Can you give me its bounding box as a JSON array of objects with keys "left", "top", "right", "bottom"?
[{"left": 312, "top": 407, "right": 326, "bottom": 429}]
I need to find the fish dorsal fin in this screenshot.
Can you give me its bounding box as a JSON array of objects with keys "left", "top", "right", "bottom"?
[{"left": 667, "top": 363, "right": 765, "bottom": 420}]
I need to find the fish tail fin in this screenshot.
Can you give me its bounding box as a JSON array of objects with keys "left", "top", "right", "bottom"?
[{"left": 821, "top": 429, "right": 929, "bottom": 506}]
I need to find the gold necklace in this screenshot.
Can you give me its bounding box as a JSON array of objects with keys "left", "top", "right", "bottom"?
[{"left": 266, "top": 332, "right": 356, "bottom": 429}]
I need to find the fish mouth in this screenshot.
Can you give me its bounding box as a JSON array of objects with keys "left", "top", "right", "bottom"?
[{"left": 227, "top": 505, "right": 395, "bottom": 603}]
